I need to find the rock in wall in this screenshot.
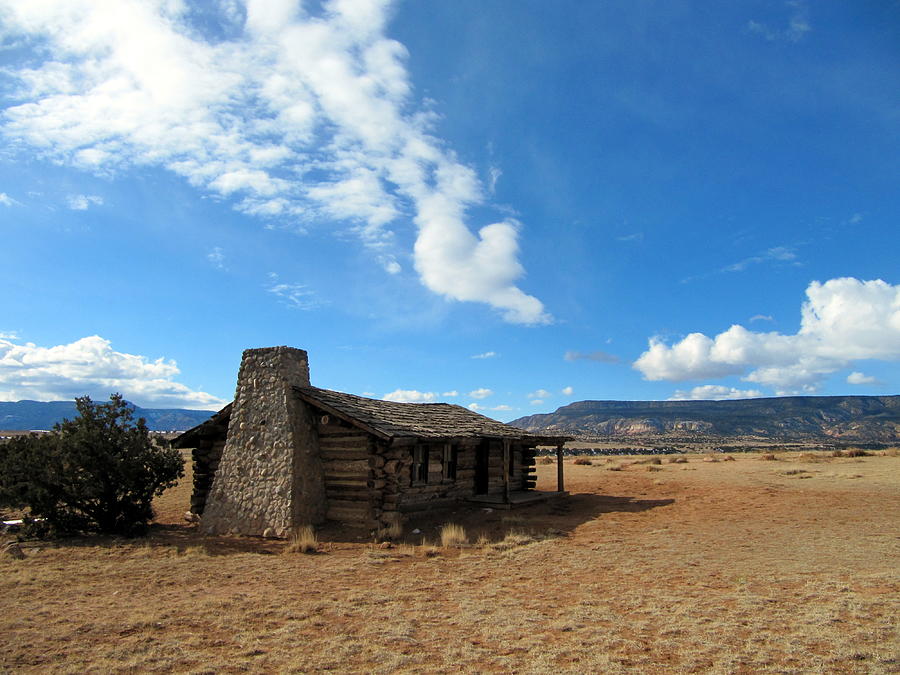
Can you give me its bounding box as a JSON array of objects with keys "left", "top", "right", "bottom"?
[{"left": 201, "top": 347, "right": 326, "bottom": 536}]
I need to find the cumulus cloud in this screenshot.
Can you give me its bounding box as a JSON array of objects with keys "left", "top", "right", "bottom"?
[
  {"left": 846, "top": 372, "right": 879, "bottom": 386},
  {"left": 635, "top": 277, "right": 900, "bottom": 394},
  {"left": 564, "top": 349, "right": 620, "bottom": 364},
  {"left": 471, "top": 351, "right": 497, "bottom": 359},
  {"left": 0, "top": 335, "right": 225, "bottom": 409},
  {"left": 441, "top": 390, "right": 459, "bottom": 397},
  {"left": 468, "top": 387, "right": 493, "bottom": 400},
  {"left": 669, "top": 385, "right": 764, "bottom": 401},
  {"left": 529, "top": 399, "right": 544, "bottom": 406},
  {"left": 0, "top": 0, "right": 548, "bottom": 324},
  {"left": 528, "top": 389, "right": 551, "bottom": 399},
  {"left": 66, "top": 194, "right": 103, "bottom": 210},
  {"left": 383, "top": 389, "right": 438, "bottom": 403},
  {"left": 561, "top": 386, "right": 573, "bottom": 395},
  {"left": 468, "top": 402, "right": 512, "bottom": 412}
]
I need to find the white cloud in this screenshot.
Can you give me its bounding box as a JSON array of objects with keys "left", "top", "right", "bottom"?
[
  {"left": 207, "top": 246, "right": 226, "bottom": 269},
  {"left": 528, "top": 389, "right": 551, "bottom": 399},
  {"left": 669, "top": 385, "right": 764, "bottom": 401},
  {"left": 0, "top": 335, "right": 225, "bottom": 409},
  {"left": 266, "top": 273, "right": 320, "bottom": 310},
  {"left": 0, "top": 0, "right": 548, "bottom": 324},
  {"left": 723, "top": 246, "right": 797, "bottom": 273},
  {"left": 846, "top": 372, "right": 879, "bottom": 386},
  {"left": 468, "top": 402, "right": 512, "bottom": 412},
  {"left": 468, "top": 387, "right": 493, "bottom": 399},
  {"left": 0, "top": 193, "right": 16, "bottom": 206},
  {"left": 561, "top": 386, "right": 573, "bottom": 396},
  {"left": 529, "top": 399, "right": 544, "bottom": 406},
  {"left": 383, "top": 389, "right": 437, "bottom": 403},
  {"left": 749, "top": 314, "right": 774, "bottom": 323},
  {"left": 635, "top": 277, "right": 900, "bottom": 394},
  {"left": 748, "top": 2, "right": 811, "bottom": 43},
  {"left": 471, "top": 351, "right": 497, "bottom": 359},
  {"left": 0, "top": 331, "right": 19, "bottom": 339},
  {"left": 66, "top": 194, "right": 103, "bottom": 210},
  {"left": 441, "top": 390, "right": 458, "bottom": 397}
]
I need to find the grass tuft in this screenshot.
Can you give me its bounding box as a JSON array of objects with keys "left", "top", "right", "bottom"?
[
  {"left": 284, "top": 525, "right": 318, "bottom": 554},
  {"left": 573, "top": 457, "right": 592, "bottom": 465},
  {"left": 440, "top": 523, "right": 467, "bottom": 547}
]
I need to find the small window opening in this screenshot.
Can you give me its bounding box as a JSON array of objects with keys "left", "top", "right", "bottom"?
[
  {"left": 412, "top": 444, "right": 429, "bottom": 485},
  {"left": 443, "top": 443, "right": 458, "bottom": 482}
]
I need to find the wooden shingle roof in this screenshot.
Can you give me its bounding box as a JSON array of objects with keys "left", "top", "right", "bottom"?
[{"left": 294, "top": 386, "right": 567, "bottom": 443}]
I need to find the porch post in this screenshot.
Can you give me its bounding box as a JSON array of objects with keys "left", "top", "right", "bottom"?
[
  {"left": 556, "top": 442, "right": 565, "bottom": 492},
  {"left": 503, "top": 439, "right": 511, "bottom": 503}
]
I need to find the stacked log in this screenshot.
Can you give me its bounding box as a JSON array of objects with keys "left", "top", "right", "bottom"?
[
  {"left": 190, "top": 439, "right": 224, "bottom": 515},
  {"left": 522, "top": 445, "right": 537, "bottom": 489}
]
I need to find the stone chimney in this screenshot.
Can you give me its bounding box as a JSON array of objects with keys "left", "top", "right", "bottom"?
[{"left": 200, "top": 347, "right": 326, "bottom": 536}]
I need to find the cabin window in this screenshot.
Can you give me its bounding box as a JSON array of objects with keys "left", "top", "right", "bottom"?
[
  {"left": 412, "top": 444, "right": 428, "bottom": 485},
  {"left": 443, "top": 443, "right": 458, "bottom": 482}
]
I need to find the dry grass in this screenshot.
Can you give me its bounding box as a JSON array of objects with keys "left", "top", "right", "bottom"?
[
  {"left": 572, "top": 457, "right": 592, "bottom": 465},
  {"left": 284, "top": 525, "right": 318, "bottom": 554},
  {"left": 538, "top": 455, "right": 555, "bottom": 465},
  {"left": 439, "top": 523, "right": 468, "bottom": 547},
  {"left": 2, "top": 452, "right": 898, "bottom": 673}
]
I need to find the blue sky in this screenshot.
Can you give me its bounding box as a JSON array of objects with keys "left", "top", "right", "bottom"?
[{"left": 1, "top": 0, "right": 898, "bottom": 420}]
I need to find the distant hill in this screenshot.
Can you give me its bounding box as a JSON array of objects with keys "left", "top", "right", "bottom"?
[
  {"left": 0, "top": 400, "right": 218, "bottom": 432},
  {"left": 510, "top": 395, "right": 900, "bottom": 442}
]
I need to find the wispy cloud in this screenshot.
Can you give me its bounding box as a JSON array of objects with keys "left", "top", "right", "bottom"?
[
  {"left": 266, "top": 273, "right": 320, "bottom": 310},
  {"left": 0, "top": 334, "right": 225, "bottom": 408},
  {"left": 0, "top": 331, "right": 19, "bottom": 340},
  {"left": 468, "top": 387, "right": 493, "bottom": 400},
  {"left": 66, "top": 194, "right": 103, "bottom": 210},
  {"left": 723, "top": 246, "right": 797, "bottom": 273},
  {"left": 616, "top": 232, "right": 644, "bottom": 243},
  {"left": 528, "top": 389, "right": 551, "bottom": 399},
  {"left": 747, "top": 1, "right": 811, "bottom": 43},
  {"left": 207, "top": 246, "right": 226, "bottom": 270},
  {"left": 471, "top": 351, "right": 497, "bottom": 359},
  {"left": 749, "top": 314, "right": 774, "bottom": 323},
  {"left": 564, "top": 349, "right": 620, "bottom": 364},
  {"left": 0, "top": 192, "right": 19, "bottom": 207},
  {"left": 0, "top": 0, "right": 549, "bottom": 324}
]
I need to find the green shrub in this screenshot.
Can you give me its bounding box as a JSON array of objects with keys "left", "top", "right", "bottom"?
[{"left": 0, "top": 394, "right": 184, "bottom": 537}]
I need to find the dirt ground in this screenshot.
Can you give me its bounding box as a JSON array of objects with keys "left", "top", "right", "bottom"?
[{"left": 2, "top": 451, "right": 898, "bottom": 673}]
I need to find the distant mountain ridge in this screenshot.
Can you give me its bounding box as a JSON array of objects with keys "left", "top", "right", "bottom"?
[
  {"left": 0, "top": 400, "right": 218, "bottom": 432},
  {"left": 510, "top": 395, "right": 900, "bottom": 441}
]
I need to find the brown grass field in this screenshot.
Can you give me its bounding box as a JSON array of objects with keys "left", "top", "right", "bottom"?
[{"left": 2, "top": 450, "right": 898, "bottom": 673}]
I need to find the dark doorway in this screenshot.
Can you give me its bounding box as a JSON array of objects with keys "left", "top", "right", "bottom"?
[{"left": 474, "top": 440, "right": 490, "bottom": 495}]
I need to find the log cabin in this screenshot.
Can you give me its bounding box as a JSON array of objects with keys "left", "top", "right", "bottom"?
[{"left": 173, "top": 346, "right": 568, "bottom": 537}]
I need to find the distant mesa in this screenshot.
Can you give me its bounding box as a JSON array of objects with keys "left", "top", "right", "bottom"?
[
  {"left": 0, "top": 400, "right": 217, "bottom": 432},
  {"left": 509, "top": 395, "right": 900, "bottom": 442}
]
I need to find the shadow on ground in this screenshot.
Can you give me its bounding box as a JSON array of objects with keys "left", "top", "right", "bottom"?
[{"left": 7, "top": 493, "right": 676, "bottom": 556}]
